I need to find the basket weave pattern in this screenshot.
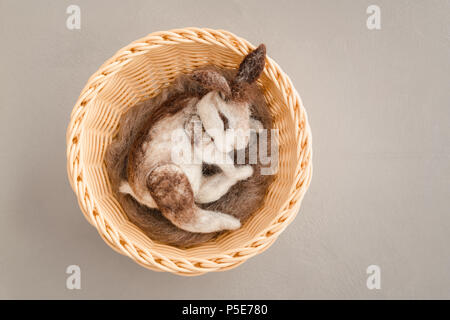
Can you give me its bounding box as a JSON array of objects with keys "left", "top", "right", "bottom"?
[{"left": 66, "top": 28, "right": 312, "bottom": 275}]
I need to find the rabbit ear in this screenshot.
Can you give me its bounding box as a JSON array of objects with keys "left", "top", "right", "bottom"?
[
  {"left": 191, "top": 69, "right": 231, "bottom": 97},
  {"left": 235, "top": 44, "right": 266, "bottom": 84}
]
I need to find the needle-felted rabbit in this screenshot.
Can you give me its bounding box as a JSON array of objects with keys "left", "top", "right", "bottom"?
[{"left": 105, "top": 44, "right": 274, "bottom": 247}]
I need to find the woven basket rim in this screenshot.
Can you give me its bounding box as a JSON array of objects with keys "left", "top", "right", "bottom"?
[{"left": 66, "top": 27, "right": 313, "bottom": 275}]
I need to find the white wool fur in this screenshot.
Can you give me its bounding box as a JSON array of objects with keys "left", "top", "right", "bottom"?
[{"left": 120, "top": 91, "right": 261, "bottom": 233}]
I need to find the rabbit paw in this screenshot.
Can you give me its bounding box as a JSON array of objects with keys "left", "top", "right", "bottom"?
[{"left": 233, "top": 165, "right": 254, "bottom": 181}]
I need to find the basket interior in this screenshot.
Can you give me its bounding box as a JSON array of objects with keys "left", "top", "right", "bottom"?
[{"left": 79, "top": 41, "right": 298, "bottom": 260}]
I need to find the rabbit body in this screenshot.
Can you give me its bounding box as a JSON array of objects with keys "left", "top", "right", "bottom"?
[
  {"left": 120, "top": 91, "right": 257, "bottom": 233},
  {"left": 105, "top": 44, "right": 273, "bottom": 247}
]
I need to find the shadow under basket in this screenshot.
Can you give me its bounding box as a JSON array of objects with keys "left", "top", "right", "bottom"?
[{"left": 66, "top": 28, "right": 313, "bottom": 276}]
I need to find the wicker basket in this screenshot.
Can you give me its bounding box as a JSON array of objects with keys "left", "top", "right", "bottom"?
[{"left": 66, "top": 28, "right": 312, "bottom": 276}]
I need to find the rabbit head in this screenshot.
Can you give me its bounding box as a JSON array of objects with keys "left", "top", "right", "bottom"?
[{"left": 192, "top": 44, "right": 266, "bottom": 153}]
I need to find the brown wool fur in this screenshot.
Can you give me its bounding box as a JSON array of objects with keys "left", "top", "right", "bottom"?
[{"left": 105, "top": 49, "right": 273, "bottom": 248}]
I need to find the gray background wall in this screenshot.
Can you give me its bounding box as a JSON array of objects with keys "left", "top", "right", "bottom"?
[{"left": 0, "top": 0, "right": 449, "bottom": 299}]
